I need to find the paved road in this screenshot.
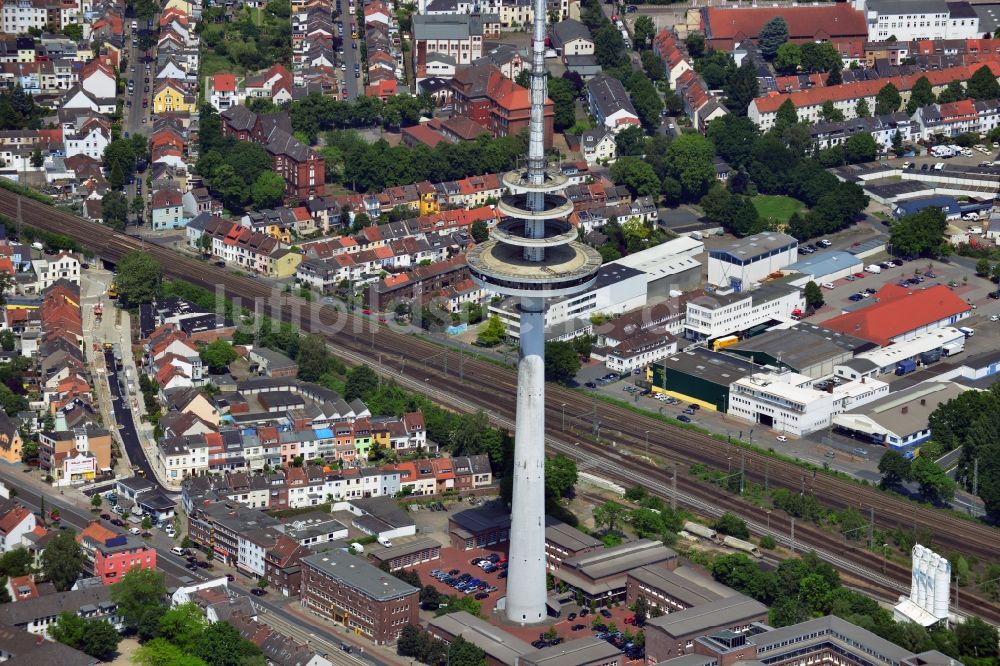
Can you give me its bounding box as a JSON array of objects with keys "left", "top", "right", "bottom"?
[
  {"left": 103, "top": 347, "right": 163, "bottom": 491},
  {"left": 342, "top": 14, "right": 361, "bottom": 100}
]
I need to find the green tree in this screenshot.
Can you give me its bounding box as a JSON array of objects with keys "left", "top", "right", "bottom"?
[
  {"left": 547, "top": 76, "right": 577, "bottom": 131},
  {"left": 625, "top": 71, "right": 663, "bottom": 130},
  {"left": 875, "top": 83, "right": 902, "bottom": 115},
  {"left": 844, "top": 132, "right": 878, "bottom": 163},
  {"left": 136, "top": 638, "right": 208, "bottom": 666},
  {"left": 0, "top": 329, "right": 13, "bottom": 352},
  {"left": 103, "top": 138, "right": 138, "bottom": 183},
  {"left": 632, "top": 15, "right": 655, "bottom": 49},
  {"left": 976, "top": 258, "right": 992, "bottom": 277},
  {"left": 30, "top": 147, "right": 43, "bottom": 168},
  {"left": 593, "top": 501, "right": 628, "bottom": 533},
  {"left": 610, "top": 157, "right": 661, "bottom": 198},
  {"left": 296, "top": 334, "right": 343, "bottom": 382},
  {"left": 194, "top": 621, "right": 262, "bottom": 666},
  {"left": 344, "top": 364, "right": 380, "bottom": 401},
  {"left": 448, "top": 635, "right": 487, "bottom": 666},
  {"left": 52, "top": 613, "right": 122, "bottom": 661},
  {"left": 774, "top": 42, "right": 801, "bottom": 73},
  {"left": 906, "top": 75, "right": 936, "bottom": 114},
  {"left": 545, "top": 454, "right": 578, "bottom": 501},
  {"left": 800, "top": 41, "right": 842, "bottom": 72},
  {"left": 477, "top": 315, "right": 506, "bottom": 346},
  {"left": 641, "top": 50, "right": 666, "bottom": 82},
  {"left": 856, "top": 98, "right": 871, "bottom": 118},
  {"left": 966, "top": 65, "right": 1000, "bottom": 100},
  {"left": 889, "top": 207, "right": 948, "bottom": 258},
  {"left": 157, "top": 603, "right": 207, "bottom": 652},
  {"left": 544, "top": 340, "right": 581, "bottom": 383},
  {"left": 666, "top": 134, "right": 716, "bottom": 201},
  {"left": 91, "top": 493, "right": 103, "bottom": 510},
  {"left": 200, "top": 339, "right": 238, "bottom": 372},
  {"left": 115, "top": 251, "right": 162, "bottom": 306},
  {"left": 0, "top": 548, "right": 32, "bottom": 578},
  {"left": 937, "top": 79, "right": 966, "bottom": 104},
  {"left": 775, "top": 99, "right": 799, "bottom": 130},
  {"left": 685, "top": 32, "right": 705, "bottom": 58},
  {"left": 250, "top": 170, "right": 286, "bottom": 209},
  {"left": 398, "top": 624, "right": 423, "bottom": 655},
  {"left": 471, "top": 219, "right": 489, "bottom": 243},
  {"left": 878, "top": 449, "right": 912, "bottom": 488},
  {"left": 910, "top": 456, "right": 955, "bottom": 503},
  {"left": 714, "top": 512, "right": 750, "bottom": 539},
  {"left": 820, "top": 100, "right": 844, "bottom": 123},
  {"left": 758, "top": 17, "right": 788, "bottom": 59},
  {"left": 40, "top": 530, "right": 84, "bottom": 591},
  {"left": 101, "top": 190, "right": 128, "bottom": 230},
  {"left": 803, "top": 281, "right": 824, "bottom": 310},
  {"left": 699, "top": 186, "right": 761, "bottom": 237},
  {"left": 826, "top": 66, "right": 842, "bottom": 86},
  {"left": 725, "top": 60, "right": 759, "bottom": 115},
  {"left": 955, "top": 616, "right": 999, "bottom": 659},
  {"left": 112, "top": 568, "right": 167, "bottom": 634},
  {"left": 131, "top": 196, "right": 145, "bottom": 224},
  {"left": 420, "top": 584, "right": 442, "bottom": 610}
]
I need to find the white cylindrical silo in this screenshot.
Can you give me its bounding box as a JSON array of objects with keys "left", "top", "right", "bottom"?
[
  {"left": 918, "top": 549, "right": 933, "bottom": 608},
  {"left": 910, "top": 545, "right": 924, "bottom": 603},
  {"left": 934, "top": 557, "right": 951, "bottom": 619}
]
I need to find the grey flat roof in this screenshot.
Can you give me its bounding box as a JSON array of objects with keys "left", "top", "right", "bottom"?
[
  {"left": 451, "top": 506, "right": 511, "bottom": 533},
  {"left": 545, "top": 519, "right": 601, "bottom": 552},
  {"left": 300, "top": 550, "right": 418, "bottom": 602},
  {"left": 867, "top": 0, "right": 948, "bottom": 15},
  {"left": 653, "top": 655, "right": 719, "bottom": 666},
  {"left": 429, "top": 612, "right": 532, "bottom": 666},
  {"left": 351, "top": 497, "right": 414, "bottom": 529},
  {"left": 645, "top": 594, "right": 767, "bottom": 637},
  {"left": 708, "top": 232, "right": 797, "bottom": 262},
  {"left": 519, "top": 636, "right": 622, "bottom": 666},
  {"left": 729, "top": 324, "right": 873, "bottom": 371},
  {"left": 663, "top": 348, "right": 754, "bottom": 387},
  {"left": 368, "top": 537, "right": 442, "bottom": 561},
  {"left": 754, "top": 615, "right": 914, "bottom": 665},
  {"left": 564, "top": 539, "right": 676, "bottom": 580},
  {"left": 628, "top": 566, "right": 722, "bottom": 606}
]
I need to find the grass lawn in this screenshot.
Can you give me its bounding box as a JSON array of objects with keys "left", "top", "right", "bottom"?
[
  {"left": 199, "top": 51, "right": 245, "bottom": 80},
  {"left": 752, "top": 195, "right": 805, "bottom": 224}
]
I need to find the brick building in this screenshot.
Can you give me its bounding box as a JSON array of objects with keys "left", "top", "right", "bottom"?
[
  {"left": 299, "top": 550, "right": 419, "bottom": 644},
  {"left": 450, "top": 62, "right": 553, "bottom": 147},
  {"left": 220, "top": 105, "right": 325, "bottom": 199}
]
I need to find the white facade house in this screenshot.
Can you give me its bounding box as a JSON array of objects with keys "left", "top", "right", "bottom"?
[
  {"left": 80, "top": 66, "right": 116, "bottom": 99},
  {"left": 0, "top": 504, "right": 35, "bottom": 553},
  {"left": 2, "top": 0, "right": 49, "bottom": 36},
  {"left": 684, "top": 284, "right": 804, "bottom": 341},
  {"left": 856, "top": 0, "right": 980, "bottom": 41},
  {"left": 587, "top": 75, "right": 640, "bottom": 132},
  {"left": 707, "top": 231, "right": 799, "bottom": 289},
  {"left": 728, "top": 370, "right": 889, "bottom": 437},
  {"left": 157, "top": 438, "right": 209, "bottom": 483},
  {"left": 63, "top": 122, "right": 110, "bottom": 161},
  {"left": 579, "top": 128, "right": 616, "bottom": 166},
  {"left": 831, "top": 381, "right": 967, "bottom": 448},
  {"left": 31, "top": 253, "right": 80, "bottom": 289}
]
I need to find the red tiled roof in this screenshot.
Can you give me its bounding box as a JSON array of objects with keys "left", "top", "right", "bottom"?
[
  {"left": 213, "top": 73, "right": 237, "bottom": 93},
  {"left": 703, "top": 4, "right": 867, "bottom": 44},
  {"left": 753, "top": 62, "right": 1000, "bottom": 114},
  {"left": 821, "top": 284, "right": 972, "bottom": 346}
]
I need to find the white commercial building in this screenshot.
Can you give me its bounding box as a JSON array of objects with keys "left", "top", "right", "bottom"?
[
  {"left": 156, "top": 437, "right": 209, "bottom": 484},
  {"left": 490, "top": 263, "right": 647, "bottom": 339},
  {"left": 707, "top": 232, "right": 798, "bottom": 289},
  {"left": 856, "top": 0, "right": 980, "bottom": 42},
  {"left": 684, "top": 284, "right": 804, "bottom": 341},
  {"left": 831, "top": 381, "right": 968, "bottom": 448},
  {"left": 728, "top": 370, "right": 889, "bottom": 436},
  {"left": 834, "top": 326, "right": 966, "bottom": 379},
  {"left": 31, "top": 252, "right": 80, "bottom": 290},
  {"left": 611, "top": 235, "right": 705, "bottom": 297}
]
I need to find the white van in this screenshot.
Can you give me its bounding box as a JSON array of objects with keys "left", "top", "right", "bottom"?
[
  {"left": 377, "top": 536, "right": 393, "bottom": 548},
  {"left": 821, "top": 282, "right": 835, "bottom": 289},
  {"left": 170, "top": 547, "right": 186, "bottom": 556},
  {"left": 349, "top": 542, "right": 364, "bottom": 554},
  {"left": 865, "top": 264, "right": 882, "bottom": 274},
  {"left": 959, "top": 326, "right": 975, "bottom": 337}
]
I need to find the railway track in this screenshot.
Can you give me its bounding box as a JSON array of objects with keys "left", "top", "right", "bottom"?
[{"left": 6, "top": 189, "right": 1000, "bottom": 621}]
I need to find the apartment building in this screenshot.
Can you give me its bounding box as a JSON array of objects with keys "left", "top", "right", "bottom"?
[{"left": 300, "top": 550, "right": 419, "bottom": 644}]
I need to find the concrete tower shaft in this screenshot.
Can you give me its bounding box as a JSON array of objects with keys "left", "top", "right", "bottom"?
[{"left": 464, "top": 0, "right": 601, "bottom": 626}]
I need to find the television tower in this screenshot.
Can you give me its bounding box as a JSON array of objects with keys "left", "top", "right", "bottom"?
[{"left": 466, "top": 0, "right": 602, "bottom": 626}]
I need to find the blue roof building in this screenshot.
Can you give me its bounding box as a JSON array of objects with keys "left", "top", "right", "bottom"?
[
  {"left": 892, "top": 196, "right": 961, "bottom": 220},
  {"left": 786, "top": 251, "right": 864, "bottom": 281}
]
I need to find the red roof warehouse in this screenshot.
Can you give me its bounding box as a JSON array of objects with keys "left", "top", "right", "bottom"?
[
  {"left": 701, "top": 4, "right": 868, "bottom": 50},
  {"left": 821, "top": 284, "right": 971, "bottom": 346}
]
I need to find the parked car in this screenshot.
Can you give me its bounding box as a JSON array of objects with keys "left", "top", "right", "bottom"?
[
  {"left": 678, "top": 415, "right": 691, "bottom": 422},
  {"left": 251, "top": 588, "right": 266, "bottom": 596}
]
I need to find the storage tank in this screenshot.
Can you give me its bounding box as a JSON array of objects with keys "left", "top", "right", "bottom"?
[
  {"left": 683, "top": 521, "right": 719, "bottom": 542},
  {"left": 910, "top": 544, "right": 924, "bottom": 603},
  {"left": 917, "top": 548, "right": 932, "bottom": 608},
  {"left": 933, "top": 556, "right": 951, "bottom": 619}
]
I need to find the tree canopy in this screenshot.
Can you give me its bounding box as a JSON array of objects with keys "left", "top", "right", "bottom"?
[
  {"left": 40, "top": 530, "right": 84, "bottom": 591},
  {"left": 115, "top": 251, "right": 162, "bottom": 306},
  {"left": 889, "top": 208, "right": 948, "bottom": 258},
  {"left": 544, "top": 340, "right": 581, "bottom": 383},
  {"left": 875, "top": 83, "right": 902, "bottom": 115},
  {"left": 758, "top": 17, "right": 788, "bottom": 59}
]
